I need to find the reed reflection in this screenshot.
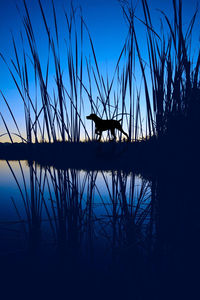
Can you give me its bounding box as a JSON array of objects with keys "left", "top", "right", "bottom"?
[
  {"left": 2, "top": 160, "right": 198, "bottom": 298},
  {"left": 1, "top": 161, "right": 155, "bottom": 262}
]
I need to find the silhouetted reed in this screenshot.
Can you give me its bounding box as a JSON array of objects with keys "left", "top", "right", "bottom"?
[
  {"left": 1, "top": 0, "right": 199, "bottom": 145},
  {"left": 121, "top": 0, "right": 200, "bottom": 142},
  {"left": 1, "top": 2, "right": 200, "bottom": 297}
]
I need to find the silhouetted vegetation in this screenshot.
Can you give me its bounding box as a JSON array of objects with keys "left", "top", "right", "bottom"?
[
  {"left": 0, "top": 0, "right": 199, "bottom": 167},
  {"left": 0, "top": 1, "right": 200, "bottom": 298}
]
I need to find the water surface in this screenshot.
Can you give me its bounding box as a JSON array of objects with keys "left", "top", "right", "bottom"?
[{"left": 0, "top": 159, "right": 198, "bottom": 299}]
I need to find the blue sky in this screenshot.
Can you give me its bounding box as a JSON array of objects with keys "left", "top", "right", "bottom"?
[{"left": 0, "top": 0, "right": 199, "bottom": 141}]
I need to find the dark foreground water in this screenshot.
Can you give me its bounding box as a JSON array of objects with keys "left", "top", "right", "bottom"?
[{"left": 0, "top": 160, "right": 200, "bottom": 299}]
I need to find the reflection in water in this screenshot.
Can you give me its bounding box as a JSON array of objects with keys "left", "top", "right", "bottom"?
[
  {"left": 0, "top": 160, "right": 155, "bottom": 297},
  {"left": 0, "top": 161, "right": 153, "bottom": 255},
  {"left": 0, "top": 160, "right": 199, "bottom": 299}
]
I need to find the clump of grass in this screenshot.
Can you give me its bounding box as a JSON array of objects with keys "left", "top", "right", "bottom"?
[
  {"left": 0, "top": 0, "right": 147, "bottom": 143},
  {"left": 1, "top": 0, "right": 199, "bottom": 145},
  {"left": 121, "top": 0, "right": 200, "bottom": 141}
]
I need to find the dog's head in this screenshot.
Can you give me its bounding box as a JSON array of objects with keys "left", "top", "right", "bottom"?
[{"left": 86, "top": 113, "right": 98, "bottom": 121}]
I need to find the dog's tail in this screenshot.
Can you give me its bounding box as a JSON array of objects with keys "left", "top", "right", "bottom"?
[{"left": 112, "top": 118, "right": 123, "bottom": 122}]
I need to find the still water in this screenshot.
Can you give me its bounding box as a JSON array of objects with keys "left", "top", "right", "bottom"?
[
  {"left": 0, "top": 160, "right": 198, "bottom": 299},
  {"left": 0, "top": 160, "right": 152, "bottom": 253}
]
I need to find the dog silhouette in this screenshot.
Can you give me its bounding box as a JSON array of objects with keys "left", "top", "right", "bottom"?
[{"left": 87, "top": 113, "right": 129, "bottom": 141}]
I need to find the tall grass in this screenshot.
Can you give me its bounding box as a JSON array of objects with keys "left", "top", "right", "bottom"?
[
  {"left": 0, "top": 0, "right": 199, "bottom": 143},
  {"left": 0, "top": 0, "right": 149, "bottom": 143},
  {"left": 122, "top": 0, "right": 200, "bottom": 140}
]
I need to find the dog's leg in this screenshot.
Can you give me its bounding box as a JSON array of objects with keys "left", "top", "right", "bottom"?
[
  {"left": 119, "top": 128, "right": 129, "bottom": 140},
  {"left": 116, "top": 123, "right": 129, "bottom": 140},
  {"left": 111, "top": 128, "right": 116, "bottom": 141},
  {"left": 98, "top": 131, "right": 102, "bottom": 141},
  {"left": 122, "top": 130, "right": 129, "bottom": 139},
  {"left": 95, "top": 128, "right": 101, "bottom": 141}
]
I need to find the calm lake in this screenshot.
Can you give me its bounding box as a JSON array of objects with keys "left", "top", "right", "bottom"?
[{"left": 0, "top": 159, "right": 199, "bottom": 299}]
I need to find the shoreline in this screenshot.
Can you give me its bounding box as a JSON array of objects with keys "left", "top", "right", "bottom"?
[{"left": 0, "top": 139, "right": 195, "bottom": 174}]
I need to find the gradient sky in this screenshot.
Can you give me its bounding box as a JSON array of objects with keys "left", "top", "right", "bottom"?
[{"left": 0, "top": 0, "right": 199, "bottom": 141}]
